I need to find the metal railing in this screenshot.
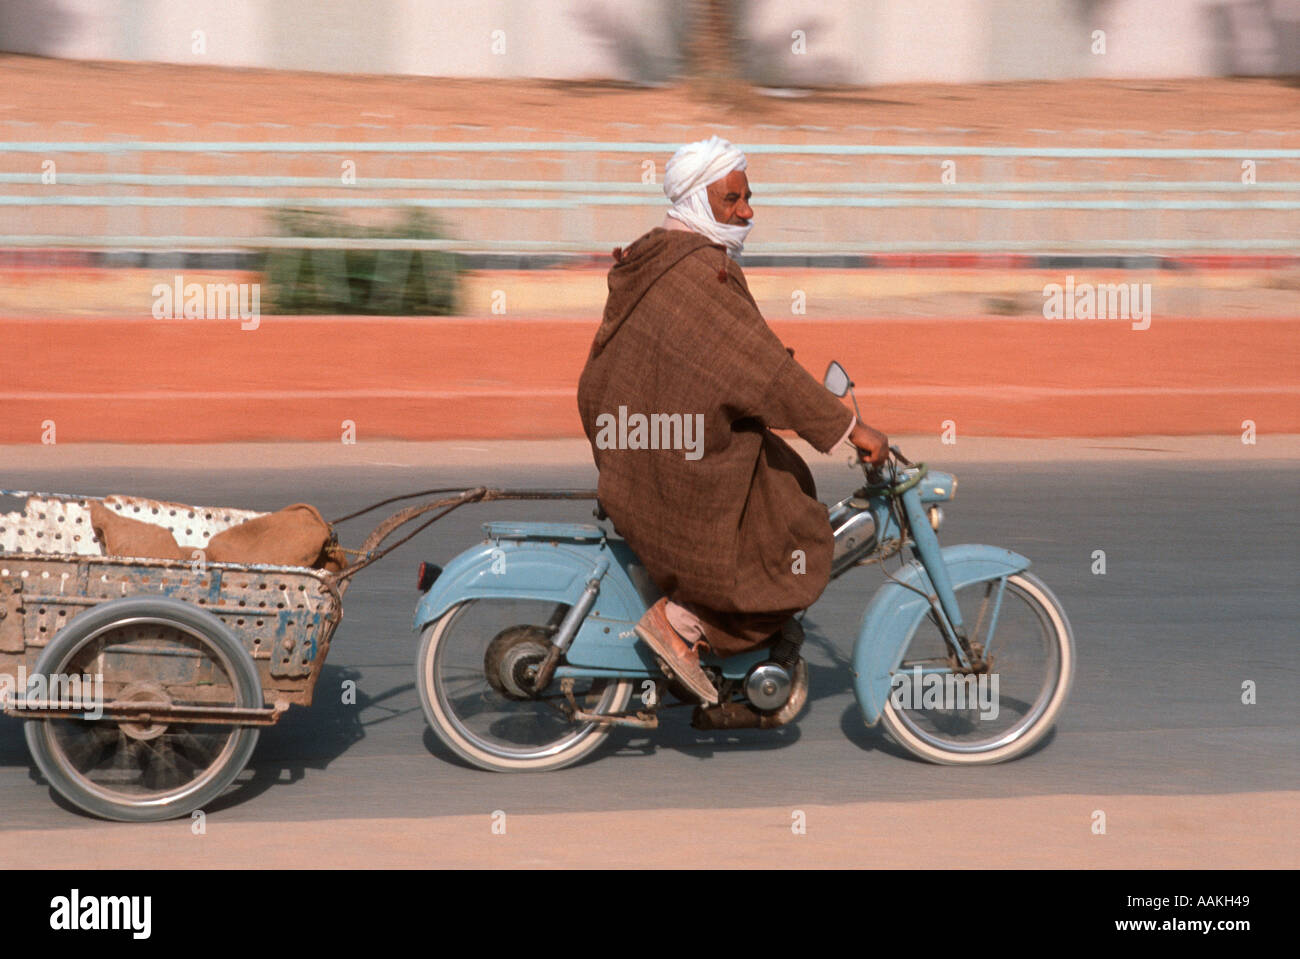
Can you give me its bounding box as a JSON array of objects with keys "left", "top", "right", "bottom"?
[{"left": 1, "top": 137, "right": 1296, "bottom": 254}]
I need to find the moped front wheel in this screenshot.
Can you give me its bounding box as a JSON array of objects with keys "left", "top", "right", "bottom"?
[
  {"left": 416, "top": 599, "right": 633, "bottom": 772},
  {"left": 879, "top": 571, "right": 1074, "bottom": 765}
]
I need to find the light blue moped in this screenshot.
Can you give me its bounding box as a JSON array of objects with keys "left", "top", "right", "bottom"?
[{"left": 412, "top": 362, "right": 1075, "bottom": 771}]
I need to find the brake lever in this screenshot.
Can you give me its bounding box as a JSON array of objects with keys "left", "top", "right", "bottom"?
[{"left": 889, "top": 445, "right": 913, "bottom": 467}]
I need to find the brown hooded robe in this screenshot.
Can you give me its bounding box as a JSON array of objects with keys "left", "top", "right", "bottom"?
[{"left": 577, "top": 228, "right": 854, "bottom": 654}]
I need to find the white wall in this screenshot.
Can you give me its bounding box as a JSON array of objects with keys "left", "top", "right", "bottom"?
[{"left": 2, "top": 0, "right": 1296, "bottom": 82}]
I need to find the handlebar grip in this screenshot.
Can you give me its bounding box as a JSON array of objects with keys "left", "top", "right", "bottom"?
[{"left": 891, "top": 464, "right": 929, "bottom": 495}]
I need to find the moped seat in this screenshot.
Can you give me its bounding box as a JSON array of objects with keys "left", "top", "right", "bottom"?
[{"left": 482, "top": 521, "right": 605, "bottom": 542}]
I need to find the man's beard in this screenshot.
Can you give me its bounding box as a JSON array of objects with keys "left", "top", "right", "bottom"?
[{"left": 666, "top": 189, "right": 753, "bottom": 259}]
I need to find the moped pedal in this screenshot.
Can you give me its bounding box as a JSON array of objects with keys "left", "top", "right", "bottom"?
[
  {"left": 655, "top": 659, "right": 723, "bottom": 707},
  {"left": 692, "top": 701, "right": 769, "bottom": 730},
  {"left": 571, "top": 708, "right": 660, "bottom": 729}
]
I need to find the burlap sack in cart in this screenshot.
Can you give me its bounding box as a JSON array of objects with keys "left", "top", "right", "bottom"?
[
  {"left": 206, "top": 503, "right": 346, "bottom": 571},
  {"left": 90, "top": 500, "right": 345, "bottom": 571},
  {"left": 88, "top": 501, "right": 188, "bottom": 560}
]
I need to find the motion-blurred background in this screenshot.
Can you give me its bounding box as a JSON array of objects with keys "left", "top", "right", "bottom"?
[{"left": 1, "top": 0, "right": 1296, "bottom": 442}]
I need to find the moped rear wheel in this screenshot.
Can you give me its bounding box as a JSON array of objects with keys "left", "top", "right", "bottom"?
[
  {"left": 416, "top": 599, "right": 633, "bottom": 772},
  {"left": 879, "top": 571, "right": 1074, "bottom": 764}
]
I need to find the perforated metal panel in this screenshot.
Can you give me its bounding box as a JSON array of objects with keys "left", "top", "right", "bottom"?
[
  {"left": 0, "top": 496, "right": 266, "bottom": 557},
  {"left": 0, "top": 496, "right": 342, "bottom": 706},
  {"left": 0, "top": 555, "right": 343, "bottom": 703},
  {"left": 0, "top": 498, "right": 98, "bottom": 556},
  {"left": 100, "top": 496, "right": 265, "bottom": 550}
]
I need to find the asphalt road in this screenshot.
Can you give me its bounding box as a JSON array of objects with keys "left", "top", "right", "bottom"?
[{"left": 1, "top": 455, "right": 1296, "bottom": 833}]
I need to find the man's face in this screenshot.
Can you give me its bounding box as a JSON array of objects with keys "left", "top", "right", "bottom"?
[{"left": 706, "top": 170, "right": 753, "bottom": 226}]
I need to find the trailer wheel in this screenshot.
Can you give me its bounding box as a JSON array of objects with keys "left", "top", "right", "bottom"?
[{"left": 24, "top": 597, "right": 262, "bottom": 822}]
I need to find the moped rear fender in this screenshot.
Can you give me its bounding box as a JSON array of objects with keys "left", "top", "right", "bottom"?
[
  {"left": 853, "top": 543, "right": 1030, "bottom": 726},
  {"left": 414, "top": 534, "right": 644, "bottom": 623},
  {"left": 414, "top": 530, "right": 669, "bottom": 673},
  {"left": 413, "top": 529, "right": 772, "bottom": 679}
]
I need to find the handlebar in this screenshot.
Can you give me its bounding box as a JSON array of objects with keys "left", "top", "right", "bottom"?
[
  {"left": 859, "top": 446, "right": 926, "bottom": 497},
  {"left": 890, "top": 463, "right": 929, "bottom": 495}
]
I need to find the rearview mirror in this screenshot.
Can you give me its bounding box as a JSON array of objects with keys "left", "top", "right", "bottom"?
[{"left": 823, "top": 361, "right": 851, "bottom": 397}]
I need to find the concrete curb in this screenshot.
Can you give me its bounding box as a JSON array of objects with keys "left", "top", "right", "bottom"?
[{"left": 3, "top": 435, "right": 1298, "bottom": 473}]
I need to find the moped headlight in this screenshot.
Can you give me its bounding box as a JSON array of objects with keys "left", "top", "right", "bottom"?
[{"left": 928, "top": 506, "right": 944, "bottom": 531}]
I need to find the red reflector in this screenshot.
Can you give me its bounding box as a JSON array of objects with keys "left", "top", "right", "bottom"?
[{"left": 417, "top": 561, "right": 442, "bottom": 592}]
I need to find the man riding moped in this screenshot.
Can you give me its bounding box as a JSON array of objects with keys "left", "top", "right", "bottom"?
[{"left": 577, "top": 135, "right": 889, "bottom": 710}]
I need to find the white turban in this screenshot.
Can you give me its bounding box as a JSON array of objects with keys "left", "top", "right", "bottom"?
[{"left": 663, "top": 135, "right": 752, "bottom": 259}]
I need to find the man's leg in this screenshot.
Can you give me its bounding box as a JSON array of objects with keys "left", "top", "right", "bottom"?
[
  {"left": 679, "top": 603, "right": 795, "bottom": 658},
  {"left": 633, "top": 598, "right": 719, "bottom": 705},
  {"left": 664, "top": 601, "right": 708, "bottom": 645},
  {"left": 635, "top": 598, "right": 805, "bottom": 705},
  {"left": 686, "top": 614, "right": 809, "bottom": 730}
]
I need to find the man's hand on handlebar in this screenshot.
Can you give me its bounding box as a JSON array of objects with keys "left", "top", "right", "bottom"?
[{"left": 848, "top": 421, "right": 889, "bottom": 467}]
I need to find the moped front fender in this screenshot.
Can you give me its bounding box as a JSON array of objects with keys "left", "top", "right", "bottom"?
[{"left": 852, "top": 543, "right": 1030, "bottom": 725}]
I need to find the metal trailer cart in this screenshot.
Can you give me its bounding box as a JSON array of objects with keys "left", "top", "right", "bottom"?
[{"left": 0, "top": 486, "right": 587, "bottom": 822}]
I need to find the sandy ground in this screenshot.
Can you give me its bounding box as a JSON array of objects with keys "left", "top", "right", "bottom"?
[
  {"left": 2, "top": 56, "right": 1297, "bottom": 144},
  {"left": 3, "top": 266, "right": 1299, "bottom": 319},
  {"left": 3, "top": 792, "right": 1294, "bottom": 869}
]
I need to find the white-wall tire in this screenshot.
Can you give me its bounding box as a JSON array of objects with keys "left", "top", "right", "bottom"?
[
  {"left": 416, "top": 601, "right": 633, "bottom": 773},
  {"left": 879, "top": 572, "right": 1074, "bottom": 765}
]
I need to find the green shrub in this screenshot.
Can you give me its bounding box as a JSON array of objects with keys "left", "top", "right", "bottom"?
[{"left": 262, "top": 208, "right": 462, "bottom": 315}]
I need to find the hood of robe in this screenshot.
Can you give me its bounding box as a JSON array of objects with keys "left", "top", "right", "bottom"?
[{"left": 590, "top": 228, "right": 726, "bottom": 353}]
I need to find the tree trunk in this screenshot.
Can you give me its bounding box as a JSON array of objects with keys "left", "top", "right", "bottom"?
[{"left": 686, "top": 0, "right": 747, "bottom": 104}]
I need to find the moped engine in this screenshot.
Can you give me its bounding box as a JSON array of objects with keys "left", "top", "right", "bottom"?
[
  {"left": 691, "top": 618, "right": 809, "bottom": 730},
  {"left": 745, "top": 662, "right": 794, "bottom": 710},
  {"left": 692, "top": 659, "right": 808, "bottom": 730}
]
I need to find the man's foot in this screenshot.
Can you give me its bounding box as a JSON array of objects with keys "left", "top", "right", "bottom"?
[{"left": 634, "top": 598, "right": 719, "bottom": 706}]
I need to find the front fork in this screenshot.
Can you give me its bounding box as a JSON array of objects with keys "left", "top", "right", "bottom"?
[{"left": 897, "top": 488, "right": 986, "bottom": 672}]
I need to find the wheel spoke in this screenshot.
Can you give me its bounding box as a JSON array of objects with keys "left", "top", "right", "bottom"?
[
  {"left": 30, "top": 604, "right": 260, "bottom": 817},
  {"left": 885, "top": 574, "right": 1070, "bottom": 760},
  {"left": 419, "top": 599, "right": 632, "bottom": 768}
]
